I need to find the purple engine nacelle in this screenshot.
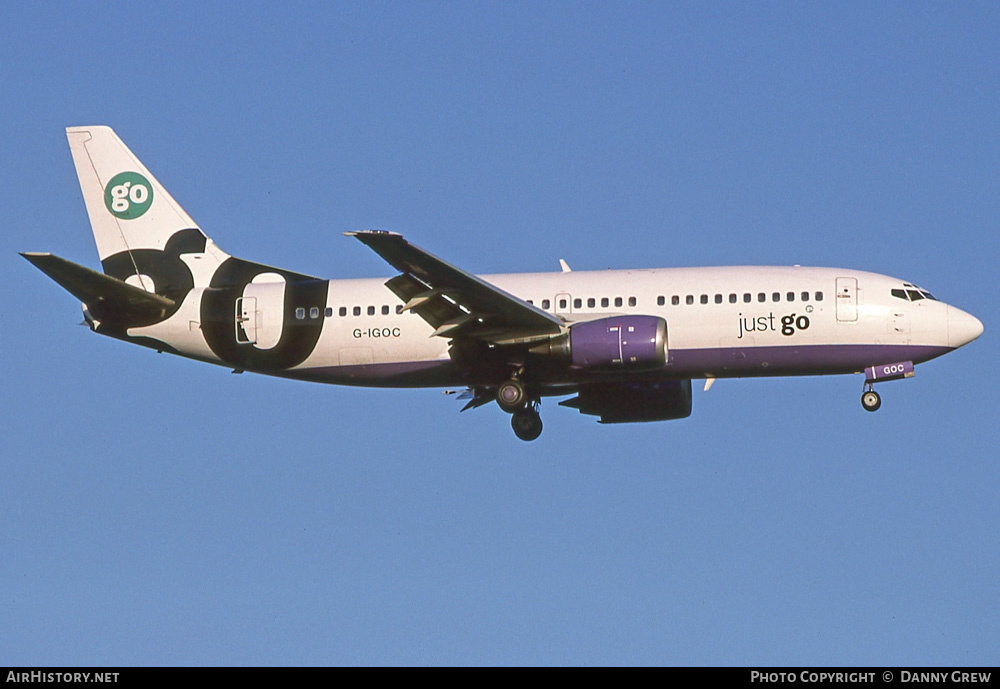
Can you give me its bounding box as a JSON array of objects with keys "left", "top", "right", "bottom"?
[{"left": 569, "top": 316, "right": 667, "bottom": 369}]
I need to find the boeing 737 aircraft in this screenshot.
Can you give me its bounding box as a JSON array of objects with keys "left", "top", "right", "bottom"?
[{"left": 23, "top": 126, "right": 983, "bottom": 440}]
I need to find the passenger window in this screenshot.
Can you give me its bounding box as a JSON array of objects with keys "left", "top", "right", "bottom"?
[
  {"left": 309, "top": 307, "right": 319, "bottom": 319},
  {"left": 367, "top": 305, "right": 375, "bottom": 315},
  {"left": 815, "top": 292, "right": 823, "bottom": 301},
  {"left": 801, "top": 291, "right": 809, "bottom": 302},
  {"left": 685, "top": 295, "right": 694, "bottom": 305},
  {"left": 628, "top": 296, "right": 636, "bottom": 307},
  {"left": 542, "top": 299, "right": 550, "bottom": 309},
  {"left": 588, "top": 298, "right": 596, "bottom": 308},
  {"left": 382, "top": 305, "right": 389, "bottom": 315},
  {"left": 786, "top": 292, "right": 795, "bottom": 302},
  {"left": 671, "top": 296, "right": 679, "bottom": 306},
  {"left": 573, "top": 298, "right": 582, "bottom": 309},
  {"left": 700, "top": 294, "right": 708, "bottom": 304},
  {"left": 396, "top": 305, "right": 403, "bottom": 314},
  {"left": 615, "top": 297, "right": 623, "bottom": 307},
  {"left": 602, "top": 297, "right": 610, "bottom": 307},
  {"left": 743, "top": 293, "right": 751, "bottom": 303},
  {"left": 295, "top": 307, "right": 305, "bottom": 320},
  {"left": 353, "top": 306, "right": 361, "bottom": 316},
  {"left": 729, "top": 293, "right": 737, "bottom": 304},
  {"left": 657, "top": 296, "right": 665, "bottom": 306},
  {"left": 772, "top": 292, "right": 780, "bottom": 302},
  {"left": 325, "top": 307, "right": 333, "bottom": 317},
  {"left": 526, "top": 299, "right": 533, "bottom": 305},
  {"left": 559, "top": 299, "right": 567, "bottom": 309},
  {"left": 758, "top": 293, "right": 766, "bottom": 303},
  {"left": 715, "top": 294, "right": 722, "bottom": 304},
  {"left": 339, "top": 307, "right": 347, "bottom": 317}
]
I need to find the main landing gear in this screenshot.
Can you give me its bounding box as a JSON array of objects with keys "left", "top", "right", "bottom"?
[
  {"left": 861, "top": 385, "right": 881, "bottom": 412},
  {"left": 496, "top": 378, "right": 528, "bottom": 413},
  {"left": 511, "top": 405, "right": 543, "bottom": 441},
  {"left": 496, "top": 376, "right": 543, "bottom": 441}
]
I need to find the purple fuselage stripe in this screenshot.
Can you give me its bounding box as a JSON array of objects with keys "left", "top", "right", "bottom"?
[
  {"left": 672, "top": 343, "right": 952, "bottom": 378},
  {"left": 275, "top": 343, "right": 954, "bottom": 389}
]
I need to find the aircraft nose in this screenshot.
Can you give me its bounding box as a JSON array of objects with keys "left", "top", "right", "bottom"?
[{"left": 948, "top": 305, "right": 984, "bottom": 348}]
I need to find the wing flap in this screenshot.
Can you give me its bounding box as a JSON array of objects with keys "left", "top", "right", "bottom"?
[
  {"left": 347, "top": 231, "right": 564, "bottom": 342},
  {"left": 384, "top": 274, "right": 468, "bottom": 330}
]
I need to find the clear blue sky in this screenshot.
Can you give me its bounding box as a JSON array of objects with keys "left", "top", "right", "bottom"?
[{"left": 2, "top": 1, "right": 997, "bottom": 666}]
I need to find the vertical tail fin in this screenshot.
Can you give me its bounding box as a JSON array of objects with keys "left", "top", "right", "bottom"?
[{"left": 66, "top": 126, "right": 228, "bottom": 294}]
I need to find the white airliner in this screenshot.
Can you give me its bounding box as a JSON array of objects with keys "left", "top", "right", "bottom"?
[{"left": 24, "top": 126, "right": 983, "bottom": 440}]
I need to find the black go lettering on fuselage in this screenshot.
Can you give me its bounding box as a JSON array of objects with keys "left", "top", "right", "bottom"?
[
  {"left": 780, "top": 313, "right": 811, "bottom": 336},
  {"left": 201, "top": 257, "right": 329, "bottom": 371},
  {"left": 101, "top": 229, "right": 329, "bottom": 370},
  {"left": 738, "top": 312, "right": 810, "bottom": 339}
]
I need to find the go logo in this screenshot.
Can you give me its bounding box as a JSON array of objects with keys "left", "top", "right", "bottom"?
[
  {"left": 104, "top": 172, "right": 153, "bottom": 219},
  {"left": 780, "top": 313, "right": 811, "bottom": 336}
]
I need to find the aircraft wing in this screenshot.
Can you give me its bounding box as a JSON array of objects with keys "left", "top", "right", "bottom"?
[{"left": 346, "top": 231, "right": 565, "bottom": 344}]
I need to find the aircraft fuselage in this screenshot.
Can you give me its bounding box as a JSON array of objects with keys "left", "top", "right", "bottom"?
[{"left": 122, "top": 264, "right": 975, "bottom": 391}]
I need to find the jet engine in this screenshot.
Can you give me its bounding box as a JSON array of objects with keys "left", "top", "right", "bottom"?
[{"left": 531, "top": 315, "right": 668, "bottom": 370}]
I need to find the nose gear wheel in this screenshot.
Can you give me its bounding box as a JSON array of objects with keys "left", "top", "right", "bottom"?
[{"left": 861, "top": 386, "right": 881, "bottom": 412}]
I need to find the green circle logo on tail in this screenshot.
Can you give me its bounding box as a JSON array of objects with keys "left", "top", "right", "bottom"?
[{"left": 104, "top": 172, "right": 153, "bottom": 219}]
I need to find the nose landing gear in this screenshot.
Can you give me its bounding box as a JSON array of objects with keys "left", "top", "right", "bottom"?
[
  {"left": 861, "top": 361, "right": 916, "bottom": 412},
  {"left": 861, "top": 385, "right": 881, "bottom": 412}
]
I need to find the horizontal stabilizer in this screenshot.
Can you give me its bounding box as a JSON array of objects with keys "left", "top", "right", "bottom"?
[{"left": 21, "top": 252, "right": 176, "bottom": 326}]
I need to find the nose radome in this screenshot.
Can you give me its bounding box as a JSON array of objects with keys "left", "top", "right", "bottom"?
[{"left": 948, "top": 306, "right": 984, "bottom": 348}]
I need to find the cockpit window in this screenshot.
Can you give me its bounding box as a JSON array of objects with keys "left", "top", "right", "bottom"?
[{"left": 894, "top": 285, "right": 938, "bottom": 302}]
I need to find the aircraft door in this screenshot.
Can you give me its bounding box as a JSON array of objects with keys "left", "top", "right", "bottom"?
[
  {"left": 235, "top": 297, "right": 257, "bottom": 344},
  {"left": 240, "top": 273, "right": 286, "bottom": 350},
  {"left": 836, "top": 277, "right": 858, "bottom": 322}
]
